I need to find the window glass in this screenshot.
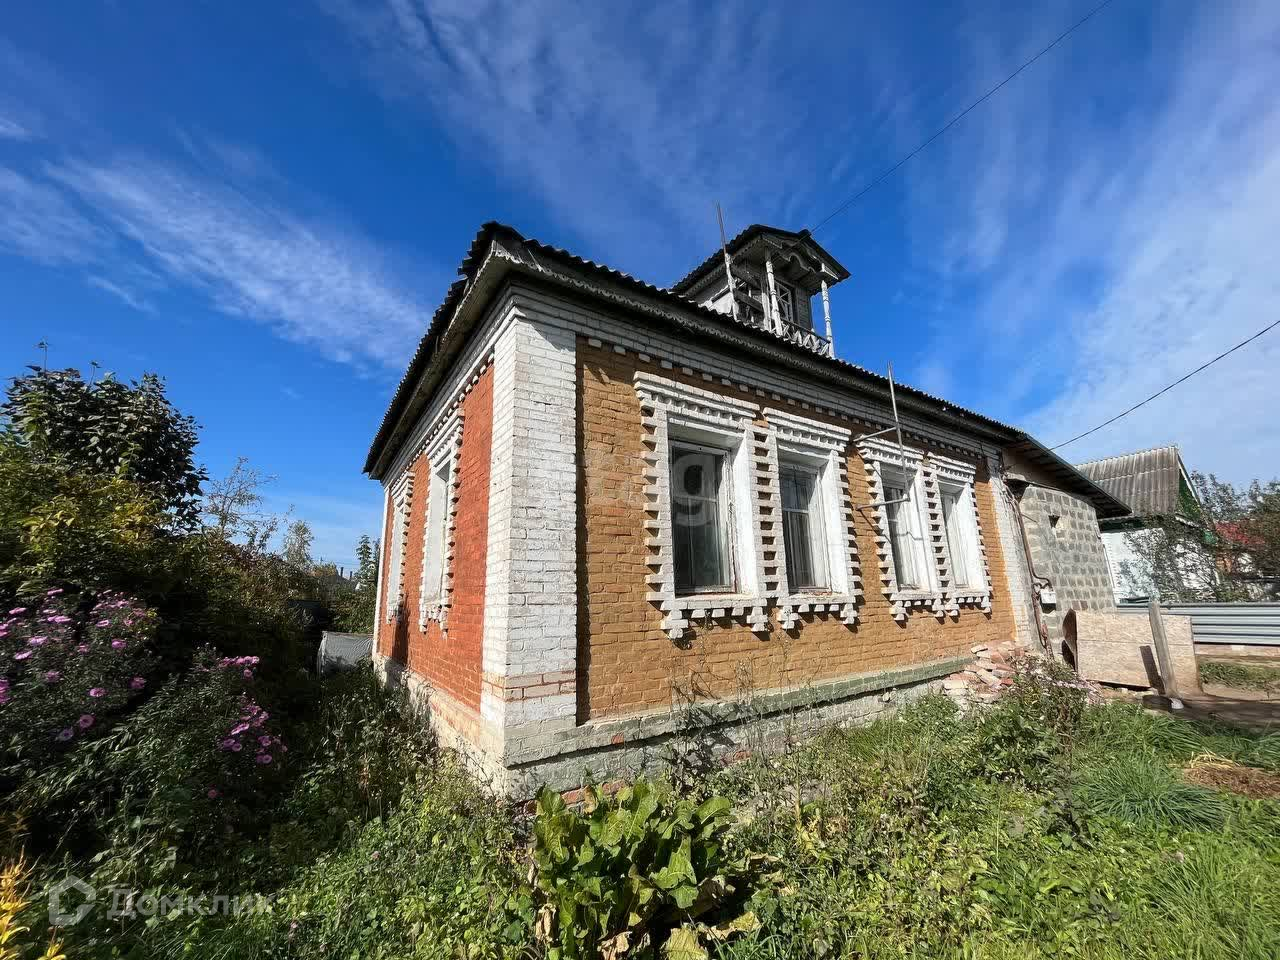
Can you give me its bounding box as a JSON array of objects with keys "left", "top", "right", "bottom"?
[
  {"left": 422, "top": 461, "right": 450, "bottom": 602},
  {"left": 942, "top": 487, "right": 979, "bottom": 587},
  {"left": 671, "top": 445, "right": 731, "bottom": 592},
  {"left": 781, "top": 463, "right": 828, "bottom": 592},
  {"left": 884, "top": 477, "right": 923, "bottom": 588}
]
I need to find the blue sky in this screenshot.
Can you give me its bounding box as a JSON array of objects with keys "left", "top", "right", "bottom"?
[{"left": 2, "top": 0, "right": 1278, "bottom": 568}]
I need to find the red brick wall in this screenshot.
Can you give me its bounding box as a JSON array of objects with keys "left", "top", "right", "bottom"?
[
  {"left": 377, "top": 365, "right": 493, "bottom": 712},
  {"left": 577, "top": 340, "right": 1016, "bottom": 720}
]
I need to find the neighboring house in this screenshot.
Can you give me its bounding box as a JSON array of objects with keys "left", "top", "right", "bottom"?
[
  {"left": 1074, "top": 445, "right": 1214, "bottom": 602},
  {"left": 365, "top": 222, "right": 1127, "bottom": 795}
]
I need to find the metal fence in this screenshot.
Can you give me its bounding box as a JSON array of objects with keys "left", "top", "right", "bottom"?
[{"left": 1116, "top": 602, "right": 1280, "bottom": 648}]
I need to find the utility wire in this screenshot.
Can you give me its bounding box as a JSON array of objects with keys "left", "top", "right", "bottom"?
[
  {"left": 807, "top": 0, "right": 1118, "bottom": 236},
  {"left": 1050, "top": 317, "right": 1280, "bottom": 451}
]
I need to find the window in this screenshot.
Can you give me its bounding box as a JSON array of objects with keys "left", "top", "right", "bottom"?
[
  {"left": 421, "top": 459, "right": 451, "bottom": 603},
  {"left": 882, "top": 468, "right": 930, "bottom": 590},
  {"left": 670, "top": 443, "right": 733, "bottom": 592},
  {"left": 385, "top": 479, "right": 412, "bottom": 620},
  {"left": 780, "top": 462, "right": 828, "bottom": 592},
  {"left": 941, "top": 485, "right": 981, "bottom": 588},
  {"left": 774, "top": 281, "right": 795, "bottom": 327}
]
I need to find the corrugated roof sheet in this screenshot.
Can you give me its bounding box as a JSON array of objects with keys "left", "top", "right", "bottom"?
[{"left": 1074, "top": 445, "right": 1186, "bottom": 517}]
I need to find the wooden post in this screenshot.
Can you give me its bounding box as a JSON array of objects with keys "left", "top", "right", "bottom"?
[
  {"left": 765, "top": 255, "right": 782, "bottom": 335},
  {"left": 1148, "top": 598, "right": 1182, "bottom": 706},
  {"left": 820, "top": 278, "right": 833, "bottom": 355}
]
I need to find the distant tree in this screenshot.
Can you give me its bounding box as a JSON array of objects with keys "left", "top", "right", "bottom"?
[
  {"left": 356, "top": 535, "right": 375, "bottom": 579},
  {"left": 281, "top": 519, "right": 314, "bottom": 571},
  {"left": 331, "top": 534, "right": 379, "bottom": 633},
  {"left": 202, "top": 456, "right": 281, "bottom": 551},
  {"left": 1121, "top": 471, "right": 1280, "bottom": 602}
]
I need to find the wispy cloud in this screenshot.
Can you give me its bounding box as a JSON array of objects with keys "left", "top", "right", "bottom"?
[
  {"left": 0, "top": 117, "right": 34, "bottom": 140},
  {"left": 0, "top": 166, "right": 108, "bottom": 265},
  {"left": 898, "top": 0, "right": 1280, "bottom": 483},
  {"left": 46, "top": 156, "right": 432, "bottom": 367},
  {"left": 319, "top": 0, "right": 908, "bottom": 281}
]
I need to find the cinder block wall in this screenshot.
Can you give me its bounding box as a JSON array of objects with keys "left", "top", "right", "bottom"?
[
  {"left": 576, "top": 339, "right": 1019, "bottom": 721},
  {"left": 1017, "top": 483, "right": 1116, "bottom": 654}
]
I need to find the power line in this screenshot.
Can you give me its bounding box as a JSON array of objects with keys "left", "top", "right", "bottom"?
[
  {"left": 808, "top": 0, "right": 1118, "bottom": 236},
  {"left": 1050, "top": 317, "right": 1280, "bottom": 451}
]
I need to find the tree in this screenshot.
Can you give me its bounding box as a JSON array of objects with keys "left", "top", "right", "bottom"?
[
  {"left": 1121, "top": 471, "right": 1280, "bottom": 602},
  {"left": 203, "top": 456, "right": 280, "bottom": 551},
  {"left": 281, "top": 519, "right": 314, "bottom": 571},
  {"left": 2, "top": 367, "right": 206, "bottom": 528},
  {"left": 331, "top": 534, "right": 379, "bottom": 633}
]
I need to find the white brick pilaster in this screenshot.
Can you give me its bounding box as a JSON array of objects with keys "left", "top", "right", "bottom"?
[{"left": 482, "top": 316, "right": 579, "bottom": 732}]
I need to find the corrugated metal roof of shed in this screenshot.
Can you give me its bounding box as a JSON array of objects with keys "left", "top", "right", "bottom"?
[{"left": 1074, "top": 445, "right": 1186, "bottom": 517}]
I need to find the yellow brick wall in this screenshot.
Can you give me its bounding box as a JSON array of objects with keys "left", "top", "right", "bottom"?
[{"left": 576, "top": 339, "right": 1017, "bottom": 721}]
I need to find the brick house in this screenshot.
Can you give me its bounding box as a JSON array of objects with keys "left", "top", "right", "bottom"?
[{"left": 365, "top": 223, "right": 1127, "bottom": 795}]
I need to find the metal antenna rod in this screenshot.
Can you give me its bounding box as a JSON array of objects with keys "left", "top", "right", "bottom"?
[{"left": 715, "top": 202, "right": 738, "bottom": 319}]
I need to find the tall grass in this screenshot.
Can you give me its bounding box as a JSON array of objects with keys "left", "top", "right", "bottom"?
[{"left": 1075, "top": 754, "right": 1229, "bottom": 828}]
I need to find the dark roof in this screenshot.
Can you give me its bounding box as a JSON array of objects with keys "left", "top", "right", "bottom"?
[
  {"left": 670, "top": 223, "right": 852, "bottom": 295},
  {"left": 365, "top": 222, "right": 1127, "bottom": 520},
  {"left": 1074, "top": 445, "right": 1188, "bottom": 518}
]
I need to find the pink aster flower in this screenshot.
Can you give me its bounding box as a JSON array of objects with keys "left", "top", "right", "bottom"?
[
  {"left": 14, "top": 650, "right": 31, "bottom": 661},
  {"left": 207, "top": 788, "right": 220, "bottom": 799},
  {"left": 129, "top": 677, "right": 146, "bottom": 690},
  {"left": 8, "top": 608, "right": 26, "bottom": 615},
  {"left": 77, "top": 714, "right": 94, "bottom": 729},
  {"left": 230, "top": 741, "right": 243, "bottom": 752},
  {"left": 95, "top": 620, "right": 111, "bottom": 628},
  {"left": 231, "top": 723, "right": 250, "bottom": 736},
  {"left": 255, "top": 754, "right": 272, "bottom": 764},
  {"left": 57, "top": 728, "right": 74, "bottom": 741},
  {"left": 88, "top": 687, "right": 106, "bottom": 698},
  {"left": 27, "top": 637, "right": 45, "bottom": 647},
  {"left": 111, "top": 640, "right": 126, "bottom": 651},
  {"left": 75, "top": 644, "right": 89, "bottom": 654},
  {"left": 44, "top": 670, "right": 61, "bottom": 682}
]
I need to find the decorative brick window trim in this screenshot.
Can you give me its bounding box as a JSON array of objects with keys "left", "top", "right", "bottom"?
[
  {"left": 857, "top": 437, "right": 943, "bottom": 621},
  {"left": 418, "top": 410, "right": 464, "bottom": 631},
  {"left": 764, "top": 407, "right": 861, "bottom": 628},
  {"left": 930, "top": 452, "right": 993, "bottom": 614},
  {"left": 634, "top": 371, "right": 771, "bottom": 639},
  {"left": 386, "top": 471, "right": 414, "bottom": 623}
]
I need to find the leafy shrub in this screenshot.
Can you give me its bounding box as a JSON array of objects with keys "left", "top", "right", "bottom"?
[
  {"left": 1075, "top": 753, "right": 1229, "bottom": 829},
  {"left": 976, "top": 655, "right": 1091, "bottom": 788},
  {"left": 200, "top": 759, "right": 526, "bottom": 960},
  {"left": 531, "top": 779, "right": 742, "bottom": 959}
]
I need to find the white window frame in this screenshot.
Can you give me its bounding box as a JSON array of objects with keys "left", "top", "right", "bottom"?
[
  {"left": 932, "top": 454, "right": 993, "bottom": 613},
  {"left": 858, "top": 437, "right": 944, "bottom": 621},
  {"left": 418, "top": 411, "right": 463, "bottom": 631},
  {"left": 779, "top": 460, "right": 828, "bottom": 593},
  {"left": 384, "top": 472, "right": 414, "bottom": 622},
  {"left": 635, "top": 371, "right": 770, "bottom": 639},
  {"left": 669, "top": 438, "right": 736, "bottom": 594},
  {"left": 774, "top": 281, "right": 795, "bottom": 327},
  {"left": 766, "top": 407, "right": 860, "bottom": 628}
]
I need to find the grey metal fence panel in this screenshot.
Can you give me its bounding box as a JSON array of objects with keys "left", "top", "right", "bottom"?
[{"left": 1116, "top": 603, "right": 1280, "bottom": 647}]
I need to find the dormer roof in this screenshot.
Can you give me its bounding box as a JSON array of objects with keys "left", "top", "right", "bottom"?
[{"left": 671, "top": 224, "right": 852, "bottom": 297}]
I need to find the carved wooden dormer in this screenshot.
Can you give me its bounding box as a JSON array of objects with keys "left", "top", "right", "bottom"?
[{"left": 671, "top": 226, "right": 852, "bottom": 358}]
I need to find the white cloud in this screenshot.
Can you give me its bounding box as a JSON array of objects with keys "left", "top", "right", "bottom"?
[
  {"left": 0, "top": 166, "right": 108, "bottom": 265},
  {"left": 900, "top": 0, "right": 1280, "bottom": 484},
  {"left": 0, "top": 153, "right": 436, "bottom": 367},
  {"left": 319, "top": 0, "right": 899, "bottom": 281},
  {"left": 0, "top": 117, "right": 33, "bottom": 140}
]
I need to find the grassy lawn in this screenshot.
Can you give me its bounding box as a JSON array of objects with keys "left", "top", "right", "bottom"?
[
  {"left": 1201, "top": 658, "right": 1280, "bottom": 694},
  {"left": 15, "top": 662, "right": 1280, "bottom": 960}
]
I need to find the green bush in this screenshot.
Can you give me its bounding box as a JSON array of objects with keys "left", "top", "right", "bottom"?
[{"left": 531, "top": 779, "right": 744, "bottom": 959}]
